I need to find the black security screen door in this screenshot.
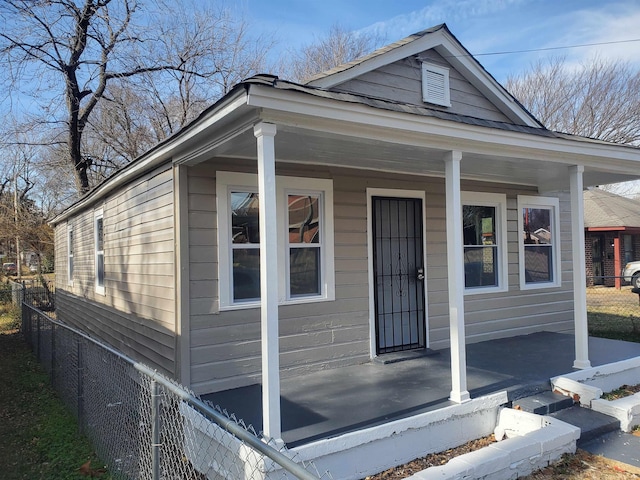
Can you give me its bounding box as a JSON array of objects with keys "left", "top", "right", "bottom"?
[{"left": 373, "top": 197, "right": 426, "bottom": 354}]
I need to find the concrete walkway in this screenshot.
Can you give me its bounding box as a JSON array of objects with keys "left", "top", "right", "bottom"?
[{"left": 582, "top": 431, "right": 640, "bottom": 471}]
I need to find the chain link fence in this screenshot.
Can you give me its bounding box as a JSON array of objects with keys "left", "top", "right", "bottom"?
[
  {"left": 19, "top": 296, "right": 330, "bottom": 480},
  {"left": 587, "top": 276, "right": 640, "bottom": 341}
]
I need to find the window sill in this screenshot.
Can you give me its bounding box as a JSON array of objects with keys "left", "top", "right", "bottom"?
[
  {"left": 519, "top": 281, "right": 562, "bottom": 291},
  {"left": 219, "top": 295, "right": 335, "bottom": 311},
  {"left": 464, "top": 285, "right": 508, "bottom": 296}
]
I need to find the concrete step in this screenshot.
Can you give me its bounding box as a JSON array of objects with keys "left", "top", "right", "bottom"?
[
  {"left": 550, "top": 405, "right": 621, "bottom": 446},
  {"left": 512, "top": 391, "right": 575, "bottom": 415}
]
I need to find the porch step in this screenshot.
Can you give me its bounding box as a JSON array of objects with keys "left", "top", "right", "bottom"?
[
  {"left": 512, "top": 391, "right": 575, "bottom": 415},
  {"left": 373, "top": 348, "right": 439, "bottom": 365},
  {"left": 550, "top": 405, "right": 621, "bottom": 446}
]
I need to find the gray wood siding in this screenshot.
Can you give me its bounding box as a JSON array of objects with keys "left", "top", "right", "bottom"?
[
  {"left": 335, "top": 49, "right": 513, "bottom": 124},
  {"left": 188, "top": 162, "right": 575, "bottom": 394},
  {"left": 188, "top": 161, "right": 370, "bottom": 394},
  {"left": 54, "top": 165, "right": 176, "bottom": 375}
]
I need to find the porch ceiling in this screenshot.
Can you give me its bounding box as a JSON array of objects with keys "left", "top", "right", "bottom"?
[{"left": 202, "top": 123, "right": 640, "bottom": 191}]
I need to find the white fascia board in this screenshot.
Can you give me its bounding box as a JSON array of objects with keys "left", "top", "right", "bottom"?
[
  {"left": 307, "top": 33, "right": 445, "bottom": 89},
  {"left": 431, "top": 41, "right": 540, "bottom": 128},
  {"left": 247, "top": 84, "right": 640, "bottom": 172},
  {"left": 51, "top": 91, "right": 249, "bottom": 225}
]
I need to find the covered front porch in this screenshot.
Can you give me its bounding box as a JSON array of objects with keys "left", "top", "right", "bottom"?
[{"left": 204, "top": 331, "right": 640, "bottom": 448}]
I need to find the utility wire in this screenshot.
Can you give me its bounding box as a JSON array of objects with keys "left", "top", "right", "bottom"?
[{"left": 472, "top": 38, "right": 640, "bottom": 57}]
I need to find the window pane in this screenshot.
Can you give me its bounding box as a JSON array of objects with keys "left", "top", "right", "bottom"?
[
  {"left": 290, "top": 247, "right": 320, "bottom": 296},
  {"left": 522, "top": 208, "right": 552, "bottom": 244},
  {"left": 288, "top": 195, "right": 320, "bottom": 244},
  {"left": 232, "top": 192, "right": 260, "bottom": 244},
  {"left": 464, "top": 246, "right": 497, "bottom": 287},
  {"left": 96, "top": 217, "right": 104, "bottom": 251},
  {"left": 69, "top": 231, "right": 74, "bottom": 255},
  {"left": 524, "top": 245, "right": 553, "bottom": 283},
  {"left": 463, "top": 206, "right": 496, "bottom": 246},
  {"left": 97, "top": 253, "right": 104, "bottom": 287},
  {"left": 232, "top": 249, "right": 260, "bottom": 301}
]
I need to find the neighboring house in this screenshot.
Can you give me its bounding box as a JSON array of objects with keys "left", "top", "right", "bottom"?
[
  {"left": 50, "top": 24, "right": 640, "bottom": 443},
  {"left": 584, "top": 188, "right": 640, "bottom": 288}
]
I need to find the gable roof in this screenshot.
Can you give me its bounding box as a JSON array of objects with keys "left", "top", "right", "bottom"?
[
  {"left": 584, "top": 189, "right": 640, "bottom": 228},
  {"left": 306, "top": 24, "right": 543, "bottom": 128}
]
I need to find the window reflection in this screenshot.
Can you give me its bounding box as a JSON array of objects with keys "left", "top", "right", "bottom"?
[
  {"left": 463, "top": 205, "right": 498, "bottom": 288},
  {"left": 231, "top": 192, "right": 260, "bottom": 244}
]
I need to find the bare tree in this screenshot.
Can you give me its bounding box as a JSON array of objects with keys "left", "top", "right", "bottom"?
[
  {"left": 0, "top": 143, "right": 54, "bottom": 276},
  {"left": 0, "top": 0, "right": 274, "bottom": 195},
  {"left": 284, "top": 24, "right": 385, "bottom": 84},
  {"left": 506, "top": 56, "right": 640, "bottom": 145}
]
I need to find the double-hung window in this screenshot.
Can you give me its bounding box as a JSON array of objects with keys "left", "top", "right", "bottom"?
[
  {"left": 461, "top": 192, "right": 508, "bottom": 294},
  {"left": 95, "top": 209, "right": 105, "bottom": 295},
  {"left": 217, "top": 172, "right": 334, "bottom": 309},
  {"left": 518, "top": 196, "right": 561, "bottom": 289}
]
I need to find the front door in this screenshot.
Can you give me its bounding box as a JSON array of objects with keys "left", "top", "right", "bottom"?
[
  {"left": 372, "top": 197, "right": 426, "bottom": 354},
  {"left": 592, "top": 235, "right": 605, "bottom": 285}
]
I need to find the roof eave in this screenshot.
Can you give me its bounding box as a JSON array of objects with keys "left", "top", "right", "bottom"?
[{"left": 50, "top": 87, "right": 250, "bottom": 226}]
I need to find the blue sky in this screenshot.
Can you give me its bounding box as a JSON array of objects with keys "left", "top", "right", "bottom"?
[{"left": 240, "top": 0, "right": 640, "bottom": 82}]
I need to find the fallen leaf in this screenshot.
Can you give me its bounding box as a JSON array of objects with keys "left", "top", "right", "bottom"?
[
  {"left": 78, "top": 460, "right": 92, "bottom": 475},
  {"left": 78, "top": 459, "right": 107, "bottom": 477}
]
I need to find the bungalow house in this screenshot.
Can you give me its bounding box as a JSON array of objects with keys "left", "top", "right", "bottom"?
[
  {"left": 583, "top": 188, "right": 640, "bottom": 288},
  {"left": 51, "top": 23, "right": 640, "bottom": 453}
]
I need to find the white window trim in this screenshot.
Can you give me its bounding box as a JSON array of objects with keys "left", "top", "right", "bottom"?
[
  {"left": 67, "top": 224, "right": 74, "bottom": 287},
  {"left": 217, "top": 172, "right": 335, "bottom": 310},
  {"left": 421, "top": 62, "right": 451, "bottom": 107},
  {"left": 461, "top": 192, "right": 508, "bottom": 295},
  {"left": 94, "top": 208, "right": 105, "bottom": 296},
  {"left": 517, "top": 195, "right": 561, "bottom": 290}
]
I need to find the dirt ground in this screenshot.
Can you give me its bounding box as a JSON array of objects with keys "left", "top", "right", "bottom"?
[{"left": 364, "top": 435, "right": 640, "bottom": 479}]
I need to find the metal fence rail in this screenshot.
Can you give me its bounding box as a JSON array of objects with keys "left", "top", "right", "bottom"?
[{"left": 20, "top": 302, "right": 328, "bottom": 480}]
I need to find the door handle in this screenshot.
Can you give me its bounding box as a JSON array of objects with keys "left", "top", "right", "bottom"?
[{"left": 417, "top": 268, "right": 425, "bottom": 281}]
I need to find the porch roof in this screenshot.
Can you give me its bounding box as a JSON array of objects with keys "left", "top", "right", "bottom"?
[
  {"left": 203, "top": 332, "right": 640, "bottom": 448},
  {"left": 174, "top": 75, "right": 640, "bottom": 191},
  {"left": 52, "top": 69, "right": 640, "bottom": 225}
]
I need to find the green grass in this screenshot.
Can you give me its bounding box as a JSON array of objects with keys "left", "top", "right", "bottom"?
[
  {"left": 588, "top": 310, "right": 640, "bottom": 343},
  {"left": 0, "top": 303, "right": 110, "bottom": 479}
]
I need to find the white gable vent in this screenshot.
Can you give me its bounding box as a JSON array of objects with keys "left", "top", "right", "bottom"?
[{"left": 422, "top": 63, "right": 451, "bottom": 107}]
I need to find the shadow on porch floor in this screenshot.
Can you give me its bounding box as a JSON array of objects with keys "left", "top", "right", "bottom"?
[{"left": 203, "top": 332, "right": 640, "bottom": 448}]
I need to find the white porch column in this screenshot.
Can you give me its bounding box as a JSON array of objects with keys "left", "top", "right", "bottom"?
[
  {"left": 570, "top": 165, "right": 591, "bottom": 369},
  {"left": 444, "top": 151, "right": 471, "bottom": 403},
  {"left": 254, "top": 122, "right": 282, "bottom": 440}
]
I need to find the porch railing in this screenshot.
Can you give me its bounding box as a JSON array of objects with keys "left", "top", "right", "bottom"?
[{"left": 19, "top": 301, "right": 329, "bottom": 480}]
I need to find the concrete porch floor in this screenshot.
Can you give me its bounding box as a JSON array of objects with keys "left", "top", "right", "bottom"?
[{"left": 203, "top": 332, "right": 640, "bottom": 448}]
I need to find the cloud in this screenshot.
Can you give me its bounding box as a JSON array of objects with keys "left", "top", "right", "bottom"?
[
  {"left": 357, "top": 0, "right": 529, "bottom": 40},
  {"left": 355, "top": 0, "right": 640, "bottom": 81}
]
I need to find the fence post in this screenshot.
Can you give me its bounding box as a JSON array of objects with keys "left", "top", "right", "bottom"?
[
  {"left": 151, "top": 379, "right": 161, "bottom": 480},
  {"left": 21, "top": 301, "right": 27, "bottom": 341},
  {"left": 36, "top": 312, "right": 41, "bottom": 362},
  {"left": 51, "top": 323, "right": 56, "bottom": 389},
  {"left": 77, "top": 338, "right": 84, "bottom": 434}
]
